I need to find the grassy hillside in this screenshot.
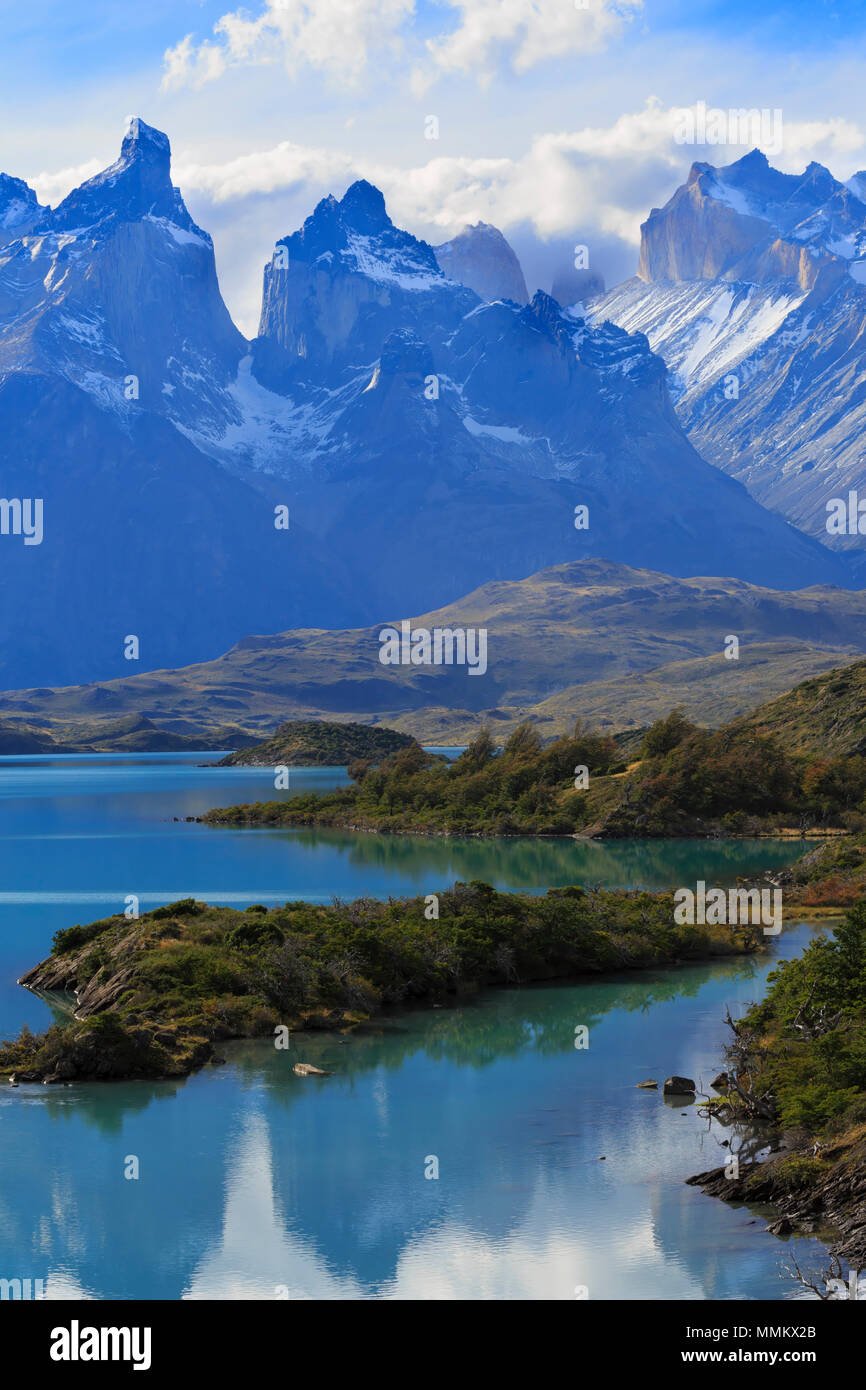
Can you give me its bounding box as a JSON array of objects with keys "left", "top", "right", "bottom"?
[
  {"left": 734, "top": 660, "right": 866, "bottom": 758},
  {"left": 0, "top": 713, "right": 254, "bottom": 754},
  {"left": 1, "top": 560, "right": 864, "bottom": 750}
]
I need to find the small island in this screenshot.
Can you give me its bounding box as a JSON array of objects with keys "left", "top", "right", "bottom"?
[
  {"left": 0, "top": 883, "right": 760, "bottom": 1083},
  {"left": 214, "top": 719, "right": 419, "bottom": 767}
]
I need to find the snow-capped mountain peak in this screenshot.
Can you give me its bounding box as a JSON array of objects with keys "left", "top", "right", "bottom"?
[
  {"left": 50, "top": 116, "right": 206, "bottom": 241},
  {"left": 0, "top": 119, "right": 243, "bottom": 434},
  {"left": 642, "top": 148, "right": 866, "bottom": 287},
  {"left": 280, "top": 178, "right": 440, "bottom": 284},
  {"left": 254, "top": 179, "right": 472, "bottom": 389},
  {"left": 594, "top": 148, "right": 866, "bottom": 561},
  {"left": 0, "top": 128, "right": 854, "bottom": 694}
]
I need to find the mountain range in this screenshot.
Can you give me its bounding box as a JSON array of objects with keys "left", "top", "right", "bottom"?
[
  {"left": 593, "top": 148, "right": 866, "bottom": 562},
  {"left": 0, "top": 119, "right": 857, "bottom": 690}
]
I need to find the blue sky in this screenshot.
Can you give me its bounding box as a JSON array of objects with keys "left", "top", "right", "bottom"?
[{"left": 3, "top": 1, "right": 866, "bottom": 333}]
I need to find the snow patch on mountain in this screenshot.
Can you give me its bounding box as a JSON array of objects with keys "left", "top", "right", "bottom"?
[
  {"left": 705, "top": 174, "right": 756, "bottom": 219},
  {"left": 463, "top": 416, "right": 534, "bottom": 444},
  {"left": 144, "top": 215, "right": 211, "bottom": 249},
  {"left": 345, "top": 232, "right": 443, "bottom": 290},
  {"left": 594, "top": 275, "right": 805, "bottom": 401},
  {"left": 180, "top": 354, "right": 347, "bottom": 474}
]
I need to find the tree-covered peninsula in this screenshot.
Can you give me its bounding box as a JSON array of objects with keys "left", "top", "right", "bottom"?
[
  {"left": 0, "top": 884, "right": 759, "bottom": 1083},
  {"left": 201, "top": 709, "right": 866, "bottom": 840}
]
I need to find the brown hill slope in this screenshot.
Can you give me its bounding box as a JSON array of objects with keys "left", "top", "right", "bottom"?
[{"left": 1, "top": 560, "right": 864, "bottom": 749}]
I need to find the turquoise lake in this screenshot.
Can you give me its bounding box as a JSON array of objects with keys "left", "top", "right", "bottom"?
[{"left": 0, "top": 754, "right": 829, "bottom": 1299}]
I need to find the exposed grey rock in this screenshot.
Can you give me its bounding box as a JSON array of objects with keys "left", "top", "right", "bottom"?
[
  {"left": 434, "top": 222, "right": 529, "bottom": 304},
  {"left": 0, "top": 126, "right": 855, "bottom": 689},
  {"left": 594, "top": 148, "right": 866, "bottom": 557}
]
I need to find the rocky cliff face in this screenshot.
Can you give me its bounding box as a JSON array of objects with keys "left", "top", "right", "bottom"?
[
  {"left": 595, "top": 150, "right": 866, "bottom": 558},
  {"left": 638, "top": 149, "right": 860, "bottom": 292},
  {"left": 253, "top": 179, "right": 472, "bottom": 391},
  {"left": 237, "top": 188, "right": 851, "bottom": 617},
  {"left": 0, "top": 119, "right": 357, "bottom": 686},
  {"left": 434, "top": 222, "right": 529, "bottom": 304},
  {"left": 0, "top": 117, "right": 247, "bottom": 436}
]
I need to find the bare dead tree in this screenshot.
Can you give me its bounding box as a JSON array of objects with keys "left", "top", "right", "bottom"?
[
  {"left": 720, "top": 1005, "right": 777, "bottom": 1123},
  {"left": 695, "top": 1075, "right": 773, "bottom": 1168},
  {"left": 782, "top": 1252, "right": 860, "bottom": 1301},
  {"left": 791, "top": 979, "right": 845, "bottom": 1040}
]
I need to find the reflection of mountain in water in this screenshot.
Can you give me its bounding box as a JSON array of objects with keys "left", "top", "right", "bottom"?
[{"left": 2, "top": 928, "right": 826, "bottom": 1299}]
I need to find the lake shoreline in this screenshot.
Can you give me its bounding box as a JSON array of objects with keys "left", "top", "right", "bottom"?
[{"left": 198, "top": 808, "right": 842, "bottom": 843}]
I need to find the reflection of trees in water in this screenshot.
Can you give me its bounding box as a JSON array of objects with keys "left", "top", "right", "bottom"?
[
  {"left": 32, "top": 1076, "right": 186, "bottom": 1133},
  {"left": 284, "top": 829, "right": 806, "bottom": 893},
  {"left": 224, "top": 948, "right": 765, "bottom": 1104}
]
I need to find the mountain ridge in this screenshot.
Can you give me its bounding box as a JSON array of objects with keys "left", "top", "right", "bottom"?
[
  {"left": 593, "top": 147, "right": 866, "bottom": 557},
  {"left": 0, "top": 120, "right": 857, "bottom": 691},
  {"left": 2, "top": 558, "right": 865, "bottom": 748}
]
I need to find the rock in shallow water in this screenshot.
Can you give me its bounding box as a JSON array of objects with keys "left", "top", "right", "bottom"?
[{"left": 663, "top": 1075, "right": 696, "bottom": 1095}]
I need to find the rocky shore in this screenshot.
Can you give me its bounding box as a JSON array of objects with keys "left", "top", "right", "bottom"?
[{"left": 688, "top": 1132, "right": 866, "bottom": 1264}]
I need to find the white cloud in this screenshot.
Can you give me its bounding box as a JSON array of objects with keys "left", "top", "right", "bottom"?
[
  {"left": 177, "top": 141, "right": 355, "bottom": 203},
  {"left": 29, "top": 159, "right": 103, "bottom": 207},
  {"left": 162, "top": 0, "right": 415, "bottom": 91},
  {"left": 175, "top": 99, "right": 866, "bottom": 246},
  {"left": 425, "top": 0, "right": 643, "bottom": 81},
  {"left": 161, "top": 0, "right": 644, "bottom": 92},
  {"left": 773, "top": 116, "right": 865, "bottom": 171}
]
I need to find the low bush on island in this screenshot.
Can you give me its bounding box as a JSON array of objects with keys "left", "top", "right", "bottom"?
[{"left": 0, "top": 882, "right": 759, "bottom": 1082}]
